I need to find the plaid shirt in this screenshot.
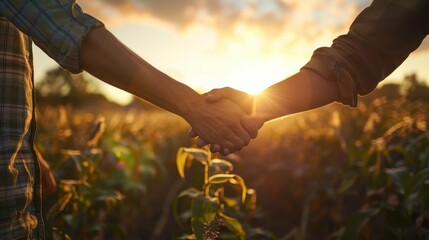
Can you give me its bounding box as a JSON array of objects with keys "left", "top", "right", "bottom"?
[
  {"left": 0, "top": 1, "right": 102, "bottom": 239},
  {"left": 303, "top": 0, "right": 429, "bottom": 107}
]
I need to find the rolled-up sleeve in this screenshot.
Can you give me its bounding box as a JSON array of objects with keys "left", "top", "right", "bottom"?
[
  {"left": 302, "top": 0, "right": 429, "bottom": 107},
  {"left": 0, "top": 0, "right": 104, "bottom": 73}
]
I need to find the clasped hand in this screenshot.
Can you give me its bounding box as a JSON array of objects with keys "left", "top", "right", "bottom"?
[{"left": 186, "top": 87, "right": 264, "bottom": 155}]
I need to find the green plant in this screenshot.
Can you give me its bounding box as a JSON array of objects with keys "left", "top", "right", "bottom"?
[
  {"left": 35, "top": 74, "right": 429, "bottom": 239},
  {"left": 329, "top": 105, "right": 429, "bottom": 240},
  {"left": 46, "top": 117, "right": 125, "bottom": 239},
  {"left": 174, "top": 147, "right": 274, "bottom": 240}
]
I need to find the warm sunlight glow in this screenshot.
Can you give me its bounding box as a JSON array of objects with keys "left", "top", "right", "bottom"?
[
  {"left": 233, "top": 81, "right": 268, "bottom": 95},
  {"left": 225, "top": 57, "right": 300, "bottom": 95}
]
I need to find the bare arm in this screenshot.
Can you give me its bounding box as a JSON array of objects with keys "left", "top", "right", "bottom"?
[
  {"left": 80, "top": 27, "right": 197, "bottom": 118},
  {"left": 80, "top": 27, "right": 251, "bottom": 151},
  {"left": 206, "top": 69, "right": 340, "bottom": 123},
  {"left": 190, "top": 69, "right": 340, "bottom": 153},
  {"left": 0, "top": 1, "right": 251, "bottom": 152},
  {"left": 248, "top": 69, "right": 340, "bottom": 122},
  {"left": 207, "top": 0, "right": 429, "bottom": 126}
]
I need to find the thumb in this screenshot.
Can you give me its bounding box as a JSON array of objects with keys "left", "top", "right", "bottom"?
[
  {"left": 206, "top": 87, "right": 230, "bottom": 103},
  {"left": 241, "top": 115, "right": 264, "bottom": 139},
  {"left": 207, "top": 87, "right": 253, "bottom": 113}
]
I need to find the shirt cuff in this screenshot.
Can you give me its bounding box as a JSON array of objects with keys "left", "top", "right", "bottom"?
[
  {"left": 23, "top": 2, "right": 105, "bottom": 73},
  {"left": 55, "top": 3, "right": 104, "bottom": 73},
  {"left": 301, "top": 48, "right": 358, "bottom": 107}
]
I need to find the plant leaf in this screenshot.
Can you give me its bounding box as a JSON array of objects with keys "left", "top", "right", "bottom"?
[
  {"left": 405, "top": 168, "right": 429, "bottom": 197},
  {"left": 243, "top": 188, "right": 257, "bottom": 214},
  {"left": 178, "top": 187, "right": 203, "bottom": 199},
  {"left": 206, "top": 174, "right": 247, "bottom": 203},
  {"left": 47, "top": 193, "right": 73, "bottom": 220},
  {"left": 176, "top": 147, "right": 189, "bottom": 178},
  {"left": 207, "top": 174, "right": 236, "bottom": 184},
  {"left": 176, "top": 148, "right": 208, "bottom": 178},
  {"left": 191, "top": 195, "right": 220, "bottom": 240},
  {"left": 192, "top": 195, "right": 220, "bottom": 223},
  {"left": 385, "top": 167, "right": 409, "bottom": 194},
  {"left": 173, "top": 188, "right": 203, "bottom": 229},
  {"left": 183, "top": 148, "right": 209, "bottom": 163},
  {"left": 220, "top": 213, "right": 245, "bottom": 239},
  {"left": 210, "top": 159, "right": 233, "bottom": 175},
  {"left": 336, "top": 172, "right": 358, "bottom": 194}
]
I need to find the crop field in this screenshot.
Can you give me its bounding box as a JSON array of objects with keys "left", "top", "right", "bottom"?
[{"left": 35, "top": 72, "right": 429, "bottom": 240}]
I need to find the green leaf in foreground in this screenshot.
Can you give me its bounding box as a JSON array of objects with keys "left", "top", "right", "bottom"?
[
  {"left": 191, "top": 195, "right": 221, "bottom": 240},
  {"left": 220, "top": 213, "right": 245, "bottom": 240},
  {"left": 176, "top": 147, "right": 209, "bottom": 178},
  {"left": 205, "top": 174, "right": 247, "bottom": 203}
]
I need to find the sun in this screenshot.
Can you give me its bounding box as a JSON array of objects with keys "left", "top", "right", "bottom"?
[
  {"left": 237, "top": 81, "right": 267, "bottom": 95},
  {"left": 226, "top": 66, "right": 280, "bottom": 95}
]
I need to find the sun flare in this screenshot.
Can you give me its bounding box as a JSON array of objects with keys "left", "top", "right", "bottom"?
[
  {"left": 238, "top": 81, "right": 268, "bottom": 95},
  {"left": 225, "top": 59, "right": 295, "bottom": 96}
]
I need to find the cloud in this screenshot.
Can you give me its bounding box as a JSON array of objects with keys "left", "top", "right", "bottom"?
[{"left": 78, "top": 0, "right": 369, "bottom": 45}]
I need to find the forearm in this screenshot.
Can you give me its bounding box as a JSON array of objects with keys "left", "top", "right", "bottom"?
[
  {"left": 255, "top": 69, "right": 340, "bottom": 122},
  {"left": 80, "top": 27, "right": 199, "bottom": 117}
]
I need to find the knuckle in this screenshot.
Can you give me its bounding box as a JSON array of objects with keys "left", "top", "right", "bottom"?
[
  {"left": 234, "top": 140, "right": 244, "bottom": 150},
  {"left": 252, "top": 131, "right": 258, "bottom": 138},
  {"left": 225, "top": 143, "right": 234, "bottom": 150},
  {"left": 227, "top": 122, "right": 238, "bottom": 128}
]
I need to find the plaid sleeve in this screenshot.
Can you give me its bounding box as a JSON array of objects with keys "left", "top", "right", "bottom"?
[
  {"left": 302, "top": 0, "right": 429, "bottom": 107},
  {"left": 0, "top": 0, "right": 104, "bottom": 73}
]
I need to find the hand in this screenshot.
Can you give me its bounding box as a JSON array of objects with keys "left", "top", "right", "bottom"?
[
  {"left": 207, "top": 87, "right": 254, "bottom": 115},
  {"left": 189, "top": 87, "right": 265, "bottom": 154},
  {"left": 207, "top": 87, "right": 263, "bottom": 138},
  {"left": 188, "top": 115, "right": 264, "bottom": 154},
  {"left": 184, "top": 95, "right": 252, "bottom": 154}
]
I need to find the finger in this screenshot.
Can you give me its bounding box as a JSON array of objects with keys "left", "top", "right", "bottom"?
[
  {"left": 206, "top": 88, "right": 226, "bottom": 102},
  {"left": 207, "top": 87, "right": 246, "bottom": 102},
  {"left": 230, "top": 125, "right": 251, "bottom": 151},
  {"left": 210, "top": 144, "right": 221, "bottom": 153},
  {"left": 241, "top": 116, "right": 264, "bottom": 139},
  {"left": 188, "top": 128, "right": 198, "bottom": 138},
  {"left": 196, "top": 137, "right": 208, "bottom": 147},
  {"left": 207, "top": 88, "right": 254, "bottom": 114},
  {"left": 221, "top": 148, "right": 230, "bottom": 155},
  {"left": 217, "top": 140, "right": 235, "bottom": 154}
]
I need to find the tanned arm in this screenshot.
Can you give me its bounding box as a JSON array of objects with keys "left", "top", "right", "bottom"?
[{"left": 80, "top": 27, "right": 252, "bottom": 152}]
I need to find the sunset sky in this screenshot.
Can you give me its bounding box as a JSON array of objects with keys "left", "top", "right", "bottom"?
[{"left": 33, "top": 0, "right": 429, "bottom": 105}]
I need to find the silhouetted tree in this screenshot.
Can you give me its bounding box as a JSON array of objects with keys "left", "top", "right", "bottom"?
[
  {"left": 36, "top": 67, "right": 107, "bottom": 106},
  {"left": 402, "top": 73, "right": 429, "bottom": 102}
]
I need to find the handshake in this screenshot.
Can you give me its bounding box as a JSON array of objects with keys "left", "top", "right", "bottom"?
[{"left": 185, "top": 87, "right": 266, "bottom": 155}]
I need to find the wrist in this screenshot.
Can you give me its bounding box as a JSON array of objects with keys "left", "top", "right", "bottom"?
[{"left": 178, "top": 93, "right": 204, "bottom": 122}]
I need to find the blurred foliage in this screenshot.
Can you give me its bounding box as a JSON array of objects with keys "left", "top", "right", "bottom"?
[
  {"left": 35, "top": 71, "right": 429, "bottom": 239},
  {"left": 234, "top": 74, "right": 429, "bottom": 240},
  {"left": 36, "top": 103, "right": 190, "bottom": 239}
]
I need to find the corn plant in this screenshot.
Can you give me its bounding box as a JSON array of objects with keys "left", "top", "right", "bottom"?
[
  {"left": 46, "top": 117, "right": 125, "bottom": 240},
  {"left": 174, "top": 147, "right": 274, "bottom": 240},
  {"left": 338, "top": 115, "right": 429, "bottom": 240}
]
